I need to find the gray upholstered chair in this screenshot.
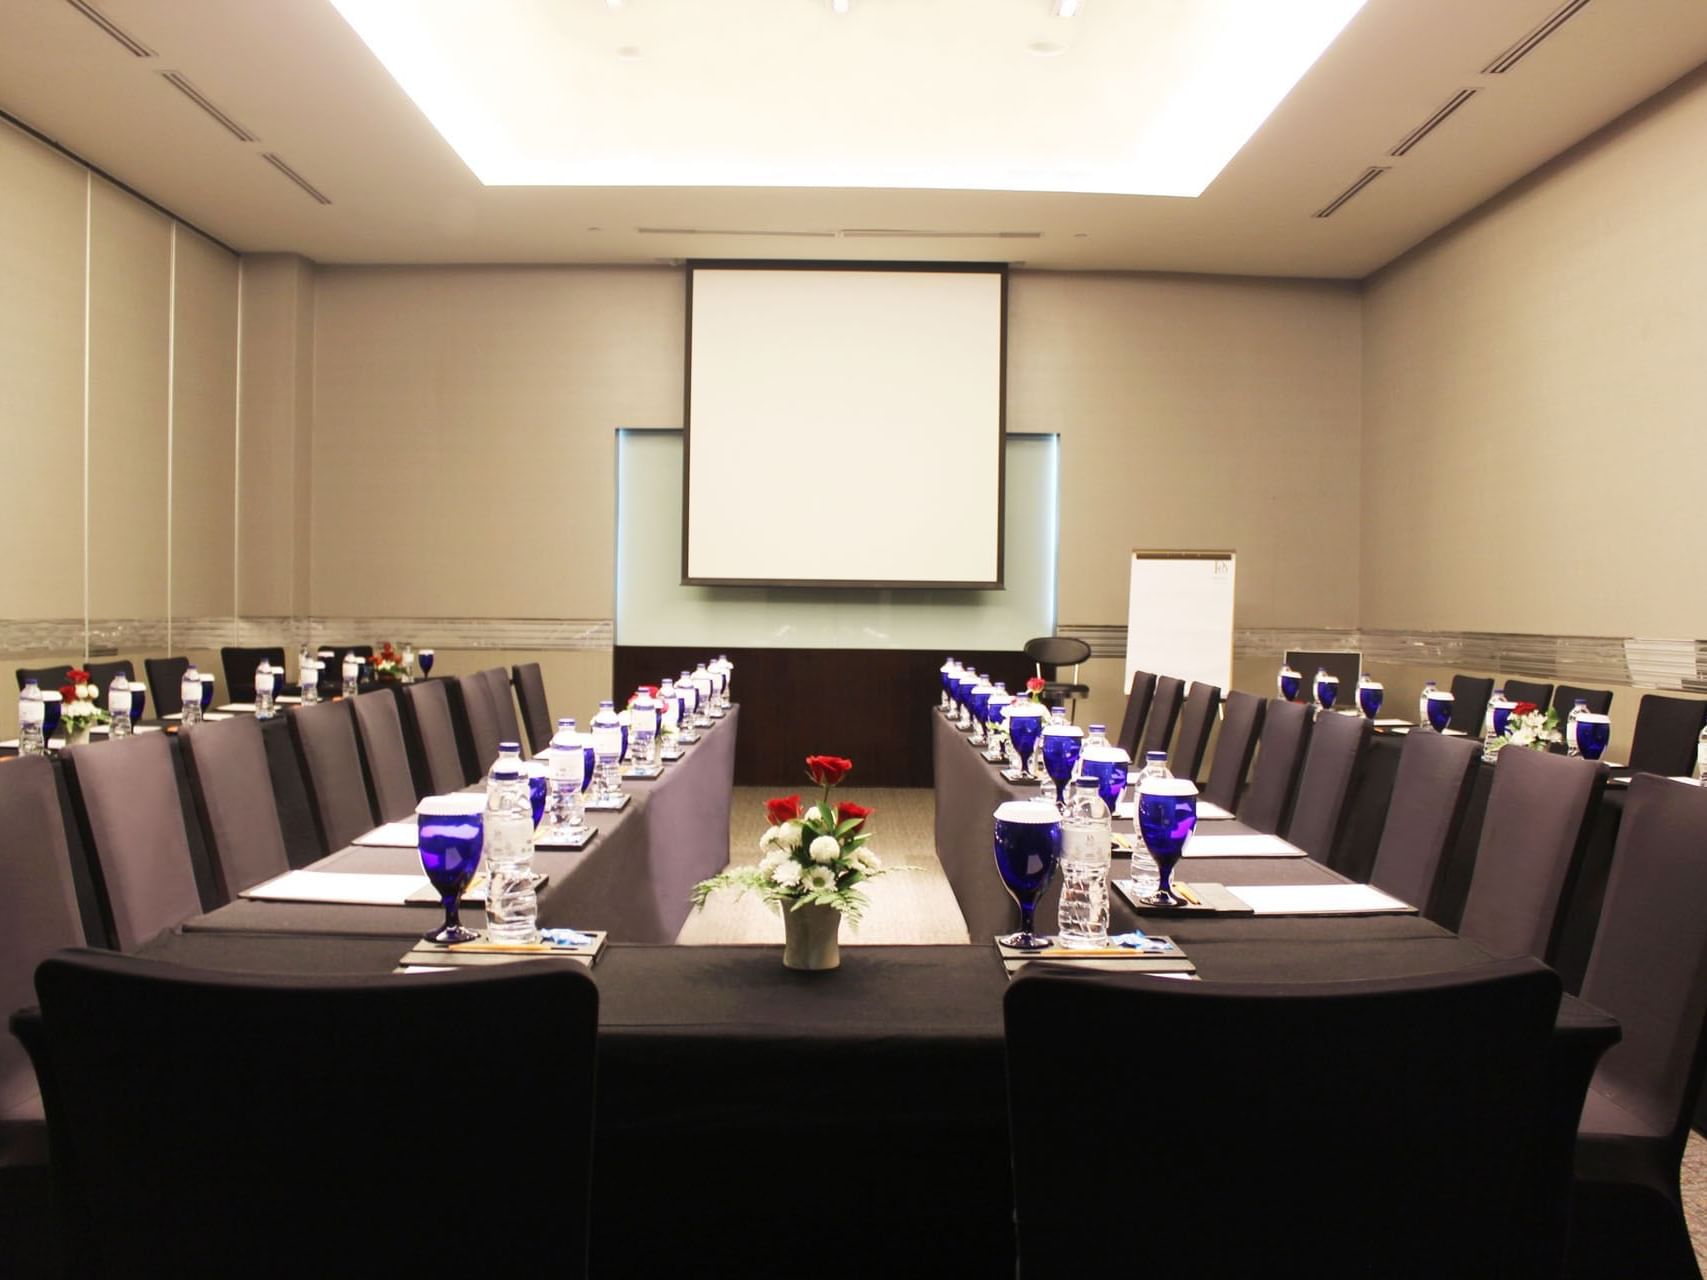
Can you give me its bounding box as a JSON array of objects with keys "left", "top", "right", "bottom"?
[
  {"left": 481, "top": 668, "right": 526, "bottom": 757},
  {"left": 512, "top": 662, "right": 554, "bottom": 756},
  {"left": 180, "top": 716, "right": 291, "bottom": 900},
  {"left": 288, "top": 699, "right": 376, "bottom": 853},
  {"left": 451, "top": 673, "right": 503, "bottom": 781},
  {"left": 1236, "top": 698, "right": 1312, "bottom": 835},
  {"left": 1169, "top": 682, "right": 1221, "bottom": 782},
  {"left": 401, "top": 680, "right": 466, "bottom": 795},
  {"left": 1115, "top": 671, "right": 1156, "bottom": 758},
  {"left": 351, "top": 688, "right": 420, "bottom": 822},
  {"left": 1140, "top": 675, "right": 1185, "bottom": 759},
  {"left": 1285, "top": 710, "right": 1370, "bottom": 864},
  {"left": 1200, "top": 690, "right": 1264, "bottom": 813},
  {"left": 1366, "top": 730, "right": 1480, "bottom": 913}
]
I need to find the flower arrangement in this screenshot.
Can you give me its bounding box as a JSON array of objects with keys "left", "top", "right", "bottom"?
[
  {"left": 1025, "top": 676, "right": 1047, "bottom": 703},
  {"left": 371, "top": 643, "right": 408, "bottom": 681},
  {"left": 1489, "top": 702, "right": 1563, "bottom": 754},
  {"left": 58, "top": 669, "right": 110, "bottom": 737},
  {"left": 691, "top": 754, "right": 886, "bottom": 923}
]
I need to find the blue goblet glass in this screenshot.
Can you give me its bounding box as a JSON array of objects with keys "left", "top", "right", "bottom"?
[
  {"left": 129, "top": 682, "right": 147, "bottom": 722},
  {"left": 416, "top": 795, "right": 485, "bottom": 944},
  {"left": 969, "top": 686, "right": 992, "bottom": 745},
  {"left": 40, "top": 693, "right": 63, "bottom": 742},
  {"left": 1315, "top": 672, "right": 1338, "bottom": 712},
  {"left": 956, "top": 674, "right": 979, "bottom": 729},
  {"left": 1278, "top": 665, "right": 1302, "bottom": 702},
  {"left": 1491, "top": 702, "right": 1515, "bottom": 738},
  {"left": 1079, "top": 745, "right": 1130, "bottom": 813},
  {"left": 1137, "top": 778, "right": 1199, "bottom": 907},
  {"left": 525, "top": 763, "right": 549, "bottom": 828},
  {"left": 200, "top": 677, "right": 215, "bottom": 711},
  {"left": 1426, "top": 693, "right": 1455, "bottom": 733},
  {"left": 1358, "top": 680, "right": 1383, "bottom": 719},
  {"left": 1575, "top": 714, "right": 1611, "bottom": 761},
  {"left": 1041, "top": 725, "right": 1084, "bottom": 808},
  {"left": 1007, "top": 707, "right": 1045, "bottom": 779},
  {"left": 993, "top": 800, "right": 1061, "bottom": 949},
  {"left": 419, "top": 649, "right": 435, "bottom": 678}
]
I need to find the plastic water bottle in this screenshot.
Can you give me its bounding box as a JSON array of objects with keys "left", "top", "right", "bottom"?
[
  {"left": 657, "top": 677, "right": 680, "bottom": 756},
  {"left": 591, "top": 701, "right": 623, "bottom": 803},
  {"left": 107, "top": 676, "right": 133, "bottom": 739},
  {"left": 254, "top": 660, "right": 276, "bottom": 720},
  {"left": 629, "top": 687, "right": 661, "bottom": 777},
  {"left": 299, "top": 660, "right": 321, "bottom": 705},
  {"left": 341, "top": 652, "right": 360, "bottom": 699},
  {"left": 1482, "top": 686, "right": 1509, "bottom": 761},
  {"left": 548, "top": 718, "right": 586, "bottom": 832},
  {"left": 676, "top": 672, "right": 701, "bottom": 743},
  {"left": 1129, "top": 751, "right": 1170, "bottom": 896},
  {"left": 716, "top": 654, "right": 734, "bottom": 710},
  {"left": 484, "top": 745, "right": 538, "bottom": 943},
  {"left": 1057, "top": 777, "right": 1111, "bottom": 948},
  {"left": 18, "top": 679, "right": 45, "bottom": 757},
  {"left": 689, "top": 665, "right": 715, "bottom": 726},
  {"left": 1695, "top": 721, "right": 1707, "bottom": 784},
  {"left": 1418, "top": 680, "right": 1437, "bottom": 727},
  {"left": 1565, "top": 698, "right": 1588, "bottom": 757},
  {"left": 181, "top": 663, "right": 203, "bottom": 724}
]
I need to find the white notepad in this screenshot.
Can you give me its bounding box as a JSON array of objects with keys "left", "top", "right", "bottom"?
[
  {"left": 241, "top": 870, "right": 427, "bottom": 906},
  {"left": 1224, "top": 883, "right": 1415, "bottom": 916},
  {"left": 1373, "top": 719, "right": 1412, "bottom": 727},
  {"left": 162, "top": 712, "right": 232, "bottom": 722},
  {"left": 216, "top": 702, "right": 257, "bottom": 713},
  {"left": 1116, "top": 799, "right": 1234, "bottom": 822},
  {"left": 353, "top": 820, "right": 420, "bottom": 848},
  {"left": 1183, "top": 833, "right": 1305, "bottom": 858}
]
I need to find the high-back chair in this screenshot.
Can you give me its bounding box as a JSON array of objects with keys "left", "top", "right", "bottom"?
[
  {"left": 1448, "top": 674, "right": 1495, "bottom": 736},
  {"left": 180, "top": 717, "right": 291, "bottom": 901},
  {"left": 1237, "top": 698, "right": 1312, "bottom": 835},
  {"left": 61, "top": 734, "right": 204, "bottom": 951},
  {"left": 219, "top": 646, "right": 287, "bottom": 703},
  {"left": 1366, "top": 730, "right": 1481, "bottom": 914},
  {"left": 1568, "top": 774, "right": 1707, "bottom": 1278},
  {"left": 1502, "top": 678, "right": 1554, "bottom": 713},
  {"left": 1457, "top": 746, "right": 1604, "bottom": 963},
  {"left": 351, "top": 689, "right": 421, "bottom": 821},
  {"left": 1284, "top": 709, "right": 1371, "bottom": 864},
  {"left": 1022, "top": 636, "right": 1092, "bottom": 721},
  {"left": 1004, "top": 959, "right": 1575, "bottom": 1279},
  {"left": 142, "top": 656, "right": 191, "bottom": 718},
  {"left": 1625, "top": 694, "right": 1707, "bottom": 778},
  {"left": 1168, "top": 682, "right": 1221, "bottom": 782},
  {"left": 450, "top": 673, "right": 502, "bottom": 782},
  {"left": 481, "top": 668, "right": 526, "bottom": 756},
  {"left": 401, "top": 680, "right": 467, "bottom": 795},
  {"left": 86, "top": 660, "right": 135, "bottom": 698},
  {"left": 15, "top": 953, "right": 599, "bottom": 1278},
  {"left": 1140, "top": 674, "right": 1185, "bottom": 759},
  {"left": 1199, "top": 690, "right": 1264, "bottom": 814},
  {"left": 14, "top": 664, "right": 72, "bottom": 692},
  {"left": 288, "top": 698, "right": 376, "bottom": 854},
  {"left": 1114, "top": 671, "right": 1156, "bottom": 758},
  {"left": 1550, "top": 684, "right": 1613, "bottom": 722},
  {"left": 512, "top": 662, "right": 554, "bottom": 756}
]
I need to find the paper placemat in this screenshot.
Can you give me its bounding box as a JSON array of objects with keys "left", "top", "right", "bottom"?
[
  {"left": 1, "top": 738, "right": 66, "bottom": 751},
  {"left": 353, "top": 820, "right": 420, "bottom": 848},
  {"left": 1182, "top": 833, "right": 1304, "bottom": 858},
  {"left": 535, "top": 826, "right": 597, "bottom": 850},
  {"left": 242, "top": 870, "right": 427, "bottom": 906},
  {"left": 1223, "top": 883, "right": 1415, "bottom": 916},
  {"left": 217, "top": 702, "right": 257, "bottom": 713},
  {"left": 1114, "top": 798, "right": 1234, "bottom": 822},
  {"left": 275, "top": 695, "right": 303, "bottom": 704},
  {"left": 163, "top": 712, "right": 232, "bottom": 722},
  {"left": 584, "top": 794, "right": 631, "bottom": 812},
  {"left": 1374, "top": 718, "right": 1412, "bottom": 727}
]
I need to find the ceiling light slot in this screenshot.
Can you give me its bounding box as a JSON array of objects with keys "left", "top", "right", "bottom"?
[
  {"left": 64, "top": 0, "right": 154, "bottom": 57},
  {"left": 1483, "top": 0, "right": 1592, "bottom": 74},
  {"left": 262, "top": 153, "right": 332, "bottom": 205},
  {"left": 1389, "top": 89, "right": 1478, "bottom": 157},
  {"left": 638, "top": 227, "right": 835, "bottom": 238},
  {"left": 1313, "top": 166, "right": 1388, "bottom": 218},
  {"left": 838, "top": 228, "right": 1042, "bottom": 240},
  {"left": 159, "top": 72, "right": 256, "bottom": 142}
]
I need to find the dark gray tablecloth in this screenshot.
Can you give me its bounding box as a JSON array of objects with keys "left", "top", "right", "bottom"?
[{"left": 177, "top": 707, "right": 739, "bottom": 944}]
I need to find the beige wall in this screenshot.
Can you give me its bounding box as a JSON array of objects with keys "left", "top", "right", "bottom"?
[{"left": 1362, "top": 65, "right": 1707, "bottom": 638}]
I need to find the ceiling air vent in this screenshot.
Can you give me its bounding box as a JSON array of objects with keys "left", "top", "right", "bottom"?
[
  {"left": 1483, "top": 0, "right": 1592, "bottom": 74},
  {"left": 262, "top": 153, "right": 332, "bottom": 205},
  {"left": 1389, "top": 89, "right": 1478, "bottom": 157},
  {"left": 839, "top": 228, "right": 1043, "bottom": 240},
  {"left": 64, "top": 0, "right": 153, "bottom": 57},
  {"left": 1313, "top": 166, "right": 1389, "bottom": 218},
  {"left": 159, "top": 72, "right": 256, "bottom": 142},
  {"left": 638, "top": 227, "right": 835, "bottom": 238}
]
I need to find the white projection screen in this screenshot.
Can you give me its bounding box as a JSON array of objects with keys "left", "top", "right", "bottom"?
[{"left": 684, "top": 262, "right": 1006, "bottom": 588}]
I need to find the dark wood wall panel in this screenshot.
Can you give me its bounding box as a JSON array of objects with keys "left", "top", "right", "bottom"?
[{"left": 613, "top": 647, "right": 1032, "bottom": 787}]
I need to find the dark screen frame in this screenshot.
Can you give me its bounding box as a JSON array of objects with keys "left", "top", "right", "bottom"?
[{"left": 681, "top": 259, "right": 1009, "bottom": 590}]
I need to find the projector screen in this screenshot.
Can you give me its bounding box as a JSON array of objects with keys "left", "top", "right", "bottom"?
[{"left": 684, "top": 262, "right": 1006, "bottom": 588}]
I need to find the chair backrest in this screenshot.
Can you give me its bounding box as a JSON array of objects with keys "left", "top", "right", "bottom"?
[
  {"left": 180, "top": 717, "right": 290, "bottom": 901},
  {"left": 1625, "top": 693, "right": 1707, "bottom": 777},
  {"left": 482, "top": 667, "right": 526, "bottom": 755},
  {"left": 21, "top": 951, "right": 598, "bottom": 1277},
  {"left": 1285, "top": 711, "right": 1371, "bottom": 863},
  {"left": 1114, "top": 671, "right": 1156, "bottom": 758},
  {"left": 219, "top": 647, "right": 287, "bottom": 703},
  {"left": 1448, "top": 674, "right": 1495, "bottom": 735},
  {"left": 1167, "top": 682, "right": 1221, "bottom": 782},
  {"left": 512, "top": 663, "right": 554, "bottom": 756},
  {"left": 1004, "top": 959, "right": 1565, "bottom": 1278},
  {"left": 142, "top": 656, "right": 190, "bottom": 717},
  {"left": 351, "top": 689, "right": 420, "bottom": 822},
  {"left": 1200, "top": 690, "right": 1264, "bottom": 812},
  {"left": 1459, "top": 745, "right": 1604, "bottom": 963},
  {"left": 62, "top": 734, "right": 203, "bottom": 951},
  {"left": 1237, "top": 698, "right": 1312, "bottom": 834},
  {"left": 401, "top": 680, "right": 466, "bottom": 795},
  {"left": 1580, "top": 775, "right": 1707, "bottom": 1165},
  {"left": 0, "top": 757, "right": 85, "bottom": 1127},
  {"left": 451, "top": 673, "right": 502, "bottom": 781},
  {"left": 1502, "top": 678, "right": 1554, "bottom": 712},
  {"left": 288, "top": 699, "right": 376, "bottom": 853},
  {"left": 15, "top": 663, "right": 73, "bottom": 692},
  {"left": 1022, "top": 636, "right": 1091, "bottom": 676},
  {"left": 1551, "top": 684, "right": 1613, "bottom": 721},
  {"left": 1368, "top": 730, "right": 1481, "bottom": 912},
  {"left": 1140, "top": 674, "right": 1185, "bottom": 758},
  {"left": 86, "top": 660, "right": 135, "bottom": 697}
]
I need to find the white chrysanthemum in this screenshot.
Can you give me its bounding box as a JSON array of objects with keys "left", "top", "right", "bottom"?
[
  {"left": 771, "top": 860, "right": 803, "bottom": 888},
  {"left": 809, "top": 834, "right": 841, "bottom": 864},
  {"left": 778, "top": 822, "right": 803, "bottom": 851},
  {"left": 802, "top": 865, "right": 836, "bottom": 892},
  {"left": 857, "top": 849, "right": 882, "bottom": 873},
  {"left": 759, "top": 825, "right": 784, "bottom": 854},
  {"left": 758, "top": 849, "right": 785, "bottom": 876}
]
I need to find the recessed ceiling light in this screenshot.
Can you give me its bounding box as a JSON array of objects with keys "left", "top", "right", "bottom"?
[
  {"left": 329, "top": 0, "right": 1369, "bottom": 197},
  {"left": 1051, "top": 0, "right": 1081, "bottom": 17}
]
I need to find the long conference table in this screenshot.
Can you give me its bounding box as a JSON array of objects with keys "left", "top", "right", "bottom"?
[{"left": 119, "top": 702, "right": 1618, "bottom": 1278}]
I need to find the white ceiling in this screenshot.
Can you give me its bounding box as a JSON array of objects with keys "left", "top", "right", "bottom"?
[{"left": 2, "top": 0, "right": 1706, "bottom": 278}]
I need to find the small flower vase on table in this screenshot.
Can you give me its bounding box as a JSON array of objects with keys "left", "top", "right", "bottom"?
[{"left": 692, "top": 754, "right": 887, "bottom": 973}]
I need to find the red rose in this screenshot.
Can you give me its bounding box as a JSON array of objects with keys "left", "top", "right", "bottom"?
[
  {"left": 805, "top": 755, "right": 853, "bottom": 787},
  {"left": 765, "top": 794, "right": 802, "bottom": 826},
  {"left": 1511, "top": 702, "right": 1537, "bottom": 717},
  {"left": 1025, "top": 676, "right": 1046, "bottom": 692},
  {"left": 67, "top": 669, "right": 91, "bottom": 685},
  {"left": 837, "top": 801, "right": 873, "bottom": 831},
  {"left": 58, "top": 685, "right": 75, "bottom": 702}
]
